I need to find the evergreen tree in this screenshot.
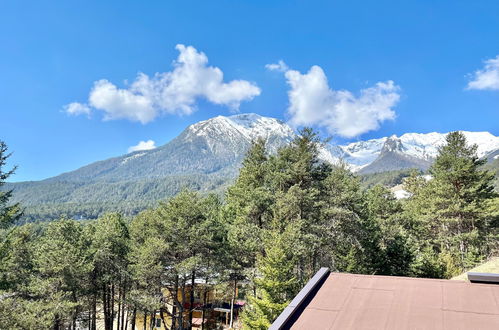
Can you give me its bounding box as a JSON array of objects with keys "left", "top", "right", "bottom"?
[
  {"left": 403, "top": 131, "right": 498, "bottom": 277},
  {"left": 91, "top": 213, "right": 130, "bottom": 330},
  {"left": 128, "top": 208, "right": 168, "bottom": 329},
  {"left": 0, "top": 224, "right": 38, "bottom": 292},
  {"left": 0, "top": 141, "right": 22, "bottom": 229},
  {"left": 317, "top": 164, "right": 365, "bottom": 273},
  {"left": 130, "top": 190, "right": 222, "bottom": 330},
  {"left": 241, "top": 223, "right": 298, "bottom": 330},
  {"left": 363, "top": 185, "right": 413, "bottom": 275},
  {"left": 226, "top": 138, "right": 274, "bottom": 231},
  {"left": 224, "top": 139, "right": 273, "bottom": 287},
  {"left": 269, "top": 128, "right": 332, "bottom": 280},
  {"left": 33, "top": 219, "right": 92, "bottom": 329}
]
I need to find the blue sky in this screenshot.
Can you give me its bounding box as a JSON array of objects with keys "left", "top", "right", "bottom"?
[{"left": 1, "top": 0, "right": 498, "bottom": 182}]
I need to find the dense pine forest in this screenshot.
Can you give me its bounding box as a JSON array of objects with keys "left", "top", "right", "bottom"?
[{"left": 0, "top": 130, "right": 498, "bottom": 329}]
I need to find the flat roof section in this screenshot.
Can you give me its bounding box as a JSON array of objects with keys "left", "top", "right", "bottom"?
[{"left": 276, "top": 272, "right": 499, "bottom": 329}]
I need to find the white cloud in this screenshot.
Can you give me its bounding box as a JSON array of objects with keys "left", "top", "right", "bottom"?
[
  {"left": 128, "top": 140, "right": 156, "bottom": 153},
  {"left": 89, "top": 79, "right": 156, "bottom": 123},
  {"left": 265, "top": 60, "right": 289, "bottom": 72},
  {"left": 64, "top": 102, "right": 91, "bottom": 116},
  {"left": 467, "top": 55, "right": 499, "bottom": 90},
  {"left": 68, "top": 44, "right": 261, "bottom": 124},
  {"left": 267, "top": 62, "right": 400, "bottom": 138}
]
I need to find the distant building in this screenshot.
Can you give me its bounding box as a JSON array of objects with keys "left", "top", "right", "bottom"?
[
  {"left": 98, "top": 280, "right": 245, "bottom": 329},
  {"left": 271, "top": 268, "right": 499, "bottom": 329}
]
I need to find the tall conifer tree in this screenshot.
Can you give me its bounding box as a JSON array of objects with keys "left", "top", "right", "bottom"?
[
  {"left": 404, "top": 131, "right": 497, "bottom": 277},
  {"left": 0, "top": 141, "right": 21, "bottom": 229}
]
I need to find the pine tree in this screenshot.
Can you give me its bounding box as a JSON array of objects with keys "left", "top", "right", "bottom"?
[
  {"left": 91, "top": 213, "right": 130, "bottom": 330},
  {"left": 128, "top": 208, "right": 167, "bottom": 330},
  {"left": 241, "top": 224, "right": 298, "bottom": 330},
  {"left": 33, "top": 219, "right": 93, "bottom": 329},
  {"left": 224, "top": 139, "right": 274, "bottom": 276},
  {"left": 130, "top": 190, "right": 222, "bottom": 330},
  {"left": 363, "top": 185, "right": 413, "bottom": 275},
  {"left": 226, "top": 138, "right": 274, "bottom": 231},
  {"left": 269, "top": 128, "right": 332, "bottom": 280},
  {"left": 0, "top": 141, "right": 22, "bottom": 229},
  {"left": 403, "top": 131, "right": 498, "bottom": 277},
  {"left": 0, "top": 224, "right": 38, "bottom": 292},
  {"left": 317, "top": 164, "right": 365, "bottom": 273}
]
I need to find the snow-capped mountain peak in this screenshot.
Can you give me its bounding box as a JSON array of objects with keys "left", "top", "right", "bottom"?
[
  {"left": 12, "top": 113, "right": 499, "bottom": 210},
  {"left": 338, "top": 131, "right": 499, "bottom": 170},
  {"left": 188, "top": 113, "right": 295, "bottom": 143},
  {"left": 177, "top": 114, "right": 499, "bottom": 173},
  {"left": 382, "top": 136, "right": 405, "bottom": 153},
  {"left": 225, "top": 113, "right": 295, "bottom": 141}
]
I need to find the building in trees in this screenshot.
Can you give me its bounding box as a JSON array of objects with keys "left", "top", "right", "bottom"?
[{"left": 98, "top": 280, "right": 246, "bottom": 330}]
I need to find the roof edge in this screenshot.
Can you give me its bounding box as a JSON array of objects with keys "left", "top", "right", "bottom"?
[
  {"left": 269, "top": 267, "right": 330, "bottom": 330},
  {"left": 467, "top": 272, "right": 499, "bottom": 284}
]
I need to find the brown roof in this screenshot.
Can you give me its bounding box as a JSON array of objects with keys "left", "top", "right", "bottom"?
[{"left": 282, "top": 272, "right": 499, "bottom": 329}]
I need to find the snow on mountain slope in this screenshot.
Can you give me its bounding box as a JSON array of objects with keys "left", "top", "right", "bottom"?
[
  {"left": 189, "top": 113, "right": 294, "bottom": 141},
  {"left": 399, "top": 131, "right": 499, "bottom": 159},
  {"left": 185, "top": 113, "right": 296, "bottom": 154},
  {"left": 225, "top": 113, "right": 294, "bottom": 141},
  {"left": 339, "top": 138, "right": 387, "bottom": 167},
  {"left": 20, "top": 113, "right": 499, "bottom": 183},
  {"left": 338, "top": 131, "right": 499, "bottom": 171},
  {"left": 179, "top": 114, "right": 499, "bottom": 172},
  {"left": 187, "top": 113, "right": 344, "bottom": 164}
]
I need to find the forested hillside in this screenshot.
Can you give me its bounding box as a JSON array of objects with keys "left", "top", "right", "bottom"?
[
  {"left": 12, "top": 173, "right": 232, "bottom": 223},
  {"left": 5, "top": 114, "right": 499, "bottom": 222},
  {"left": 485, "top": 158, "right": 499, "bottom": 189},
  {"left": 0, "top": 130, "right": 498, "bottom": 329}
]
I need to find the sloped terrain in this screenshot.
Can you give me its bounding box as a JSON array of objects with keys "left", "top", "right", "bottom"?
[{"left": 5, "top": 113, "right": 499, "bottom": 221}]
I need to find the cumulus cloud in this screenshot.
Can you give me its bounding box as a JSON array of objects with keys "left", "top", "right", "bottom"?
[
  {"left": 267, "top": 62, "right": 400, "bottom": 138},
  {"left": 67, "top": 45, "right": 261, "bottom": 123},
  {"left": 64, "top": 102, "right": 91, "bottom": 116},
  {"left": 467, "top": 55, "right": 499, "bottom": 90},
  {"left": 128, "top": 140, "right": 156, "bottom": 153}
]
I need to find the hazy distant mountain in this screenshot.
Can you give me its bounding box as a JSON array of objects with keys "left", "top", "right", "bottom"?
[{"left": 5, "top": 113, "right": 499, "bottom": 220}]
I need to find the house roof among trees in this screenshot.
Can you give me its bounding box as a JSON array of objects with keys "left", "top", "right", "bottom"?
[{"left": 271, "top": 269, "right": 499, "bottom": 329}]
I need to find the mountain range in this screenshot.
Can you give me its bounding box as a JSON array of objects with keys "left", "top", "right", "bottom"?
[{"left": 6, "top": 113, "right": 499, "bottom": 220}]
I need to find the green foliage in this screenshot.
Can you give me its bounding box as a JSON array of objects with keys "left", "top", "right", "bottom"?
[
  {"left": 0, "top": 220, "right": 93, "bottom": 329},
  {"left": 362, "top": 185, "right": 414, "bottom": 275},
  {"left": 0, "top": 295, "right": 62, "bottom": 330},
  {"left": 9, "top": 173, "right": 231, "bottom": 223},
  {"left": 484, "top": 157, "right": 499, "bottom": 190},
  {"left": 1, "top": 129, "right": 498, "bottom": 328},
  {"left": 0, "top": 141, "right": 22, "bottom": 229},
  {"left": 129, "top": 190, "right": 223, "bottom": 329},
  {"left": 241, "top": 225, "right": 298, "bottom": 330},
  {"left": 33, "top": 219, "right": 92, "bottom": 326},
  {"left": 360, "top": 169, "right": 415, "bottom": 189},
  {"left": 402, "top": 132, "right": 498, "bottom": 278},
  {"left": 0, "top": 224, "right": 38, "bottom": 292}
]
